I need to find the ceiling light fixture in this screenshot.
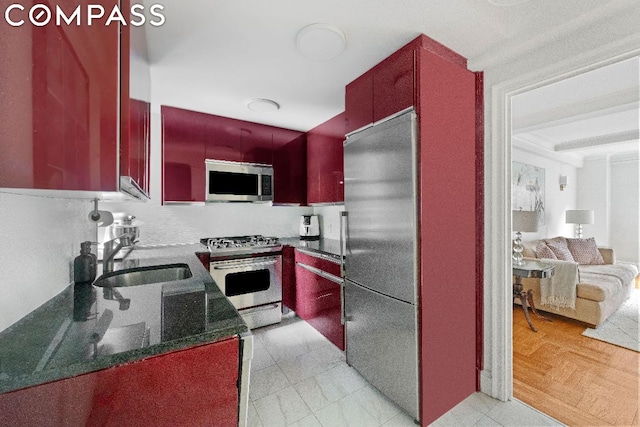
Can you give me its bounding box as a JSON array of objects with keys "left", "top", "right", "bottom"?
[
  {"left": 246, "top": 98, "right": 280, "bottom": 113},
  {"left": 296, "top": 23, "right": 346, "bottom": 60},
  {"left": 486, "top": 0, "right": 530, "bottom": 5}
]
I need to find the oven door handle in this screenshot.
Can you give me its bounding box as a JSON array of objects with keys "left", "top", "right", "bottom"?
[
  {"left": 240, "top": 303, "right": 280, "bottom": 315},
  {"left": 212, "top": 260, "right": 278, "bottom": 270}
]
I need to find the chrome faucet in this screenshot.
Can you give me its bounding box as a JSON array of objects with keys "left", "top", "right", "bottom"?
[{"left": 102, "top": 232, "right": 137, "bottom": 273}]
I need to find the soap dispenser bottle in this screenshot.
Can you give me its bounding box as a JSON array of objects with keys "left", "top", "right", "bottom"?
[{"left": 74, "top": 241, "right": 97, "bottom": 285}]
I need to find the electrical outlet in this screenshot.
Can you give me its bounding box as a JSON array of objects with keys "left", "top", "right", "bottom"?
[{"left": 328, "top": 223, "right": 332, "bottom": 233}]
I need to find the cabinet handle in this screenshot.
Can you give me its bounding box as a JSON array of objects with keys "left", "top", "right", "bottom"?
[
  {"left": 212, "top": 260, "right": 277, "bottom": 270},
  {"left": 296, "top": 262, "right": 343, "bottom": 285},
  {"left": 296, "top": 248, "right": 341, "bottom": 265},
  {"left": 340, "top": 280, "right": 345, "bottom": 325},
  {"left": 241, "top": 303, "right": 280, "bottom": 315},
  {"left": 316, "top": 293, "right": 332, "bottom": 300}
]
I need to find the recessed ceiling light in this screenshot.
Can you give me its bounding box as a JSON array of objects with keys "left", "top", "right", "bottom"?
[
  {"left": 296, "top": 23, "right": 346, "bottom": 60},
  {"left": 246, "top": 98, "right": 280, "bottom": 113}
]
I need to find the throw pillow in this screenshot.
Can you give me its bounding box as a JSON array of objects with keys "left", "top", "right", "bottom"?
[
  {"left": 566, "top": 237, "right": 605, "bottom": 265},
  {"left": 545, "top": 237, "right": 575, "bottom": 262},
  {"left": 535, "top": 242, "right": 557, "bottom": 260}
]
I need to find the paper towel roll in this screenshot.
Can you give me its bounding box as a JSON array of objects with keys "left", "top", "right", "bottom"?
[{"left": 88, "top": 210, "right": 114, "bottom": 227}]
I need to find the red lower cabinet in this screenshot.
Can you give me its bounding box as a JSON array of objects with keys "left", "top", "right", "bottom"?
[
  {"left": 295, "top": 250, "right": 344, "bottom": 350},
  {"left": 282, "top": 246, "right": 296, "bottom": 311},
  {"left": 0, "top": 337, "right": 240, "bottom": 427}
]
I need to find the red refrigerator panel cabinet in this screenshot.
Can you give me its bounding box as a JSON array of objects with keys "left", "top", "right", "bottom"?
[{"left": 343, "top": 34, "right": 481, "bottom": 426}]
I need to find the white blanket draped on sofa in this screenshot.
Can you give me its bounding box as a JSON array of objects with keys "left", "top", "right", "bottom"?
[{"left": 538, "top": 259, "right": 579, "bottom": 310}]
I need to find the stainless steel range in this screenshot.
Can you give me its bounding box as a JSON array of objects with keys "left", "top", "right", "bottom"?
[{"left": 201, "top": 235, "right": 282, "bottom": 329}]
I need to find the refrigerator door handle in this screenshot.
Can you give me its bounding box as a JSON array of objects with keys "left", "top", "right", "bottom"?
[{"left": 339, "top": 211, "right": 348, "bottom": 278}]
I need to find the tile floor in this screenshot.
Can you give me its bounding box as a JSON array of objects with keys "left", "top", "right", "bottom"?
[{"left": 246, "top": 314, "right": 564, "bottom": 427}]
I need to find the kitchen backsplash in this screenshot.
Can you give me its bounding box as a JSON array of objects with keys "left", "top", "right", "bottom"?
[
  {"left": 102, "top": 200, "right": 314, "bottom": 246},
  {"left": 0, "top": 193, "right": 94, "bottom": 332},
  {"left": 312, "top": 205, "right": 345, "bottom": 240},
  {"left": 0, "top": 190, "right": 343, "bottom": 333}
]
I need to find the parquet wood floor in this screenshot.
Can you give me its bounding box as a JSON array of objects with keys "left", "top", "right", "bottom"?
[{"left": 513, "top": 304, "right": 639, "bottom": 426}]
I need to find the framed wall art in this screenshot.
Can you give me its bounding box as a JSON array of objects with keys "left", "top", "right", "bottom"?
[{"left": 512, "top": 161, "right": 545, "bottom": 225}]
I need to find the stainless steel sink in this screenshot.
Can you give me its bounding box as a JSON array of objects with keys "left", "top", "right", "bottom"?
[{"left": 93, "top": 264, "right": 193, "bottom": 287}]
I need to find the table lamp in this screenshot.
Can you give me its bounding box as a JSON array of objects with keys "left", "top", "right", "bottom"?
[
  {"left": 565, "top": 209, "right": 594, "bottom": 238},
  {"left": 512, "top": 210, "right": 538, "bottom": 266}
]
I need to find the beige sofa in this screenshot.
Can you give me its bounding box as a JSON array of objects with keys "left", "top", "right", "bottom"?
[{"left": 520, "top": 237, "right": 638, "bottom": 327}]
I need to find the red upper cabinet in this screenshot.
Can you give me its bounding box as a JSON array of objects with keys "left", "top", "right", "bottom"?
[
  {"left": 273, "top": 128, "right": 306, "bottom": 205},
  {"left": 345, "top": 73, "right": 373, "bottom": 134},
  {"left": 119, "top": 9, "right": 151, "bottom": 199},
  {"left": 372, "top": 45, "right": 415, "bottom": 122},
  {"left": 344, "top": 42, "right": 415, "bottom": 133},
  {"left": 120, "top": 98, "right": 151, "bottom": 197},
  {"left": 0, "top": 0, "right": 150, "bottom": 200},
  {"left": 306, "top": 112, "right": 345, "bottom": 204},
  {"left": 0, "top": 0, "right": 120, "bottom": 193},
  {"left": 241, "top": 122, "right": 274, "bottom": 165},
  {"left": 162, "top": 107, "right": 306, "bottom": 204},
  {"left": 162, "top": 106, "right": 207, "bottom": 203},
  {"left": 205, "top": 115, "right": 242, "bottom": 162}
]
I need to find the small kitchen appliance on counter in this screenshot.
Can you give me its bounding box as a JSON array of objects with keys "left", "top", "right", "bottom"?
[{"left": 299, "top": 215, "right": 320, "bottom": 240}]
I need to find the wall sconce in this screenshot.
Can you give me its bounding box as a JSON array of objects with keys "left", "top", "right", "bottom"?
[{"left": 559, "top": 175, "right": 567, "bottom": 191}]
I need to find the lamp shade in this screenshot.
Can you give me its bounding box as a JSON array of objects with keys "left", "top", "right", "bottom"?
[
  {"left": 566, "top": 210, "right": 594, "bottom": 224},
  {"left": 513, "top": 210, "right": 538, "bottom": 232}
]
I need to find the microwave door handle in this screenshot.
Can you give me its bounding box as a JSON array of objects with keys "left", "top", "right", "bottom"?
[{"left": 212, "top": 260, "right": 278, "bottom": 270}]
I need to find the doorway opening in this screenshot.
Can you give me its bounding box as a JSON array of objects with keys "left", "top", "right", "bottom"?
[{"left": 506, "top": 56, "right": 639, "bottom": 425}]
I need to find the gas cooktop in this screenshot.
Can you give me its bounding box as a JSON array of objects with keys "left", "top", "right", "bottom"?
[{"left": 200, "top": 235, "right": 281, "bottom": 255}]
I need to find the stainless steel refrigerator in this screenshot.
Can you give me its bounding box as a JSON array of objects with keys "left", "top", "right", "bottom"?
[{"left": 343, "top": 108, "right": 420, "bottom": 422}]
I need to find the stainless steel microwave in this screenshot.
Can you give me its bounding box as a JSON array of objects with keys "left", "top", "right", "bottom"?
[{"left": 205, "top": 160, "right": 273, "bottom": 202}]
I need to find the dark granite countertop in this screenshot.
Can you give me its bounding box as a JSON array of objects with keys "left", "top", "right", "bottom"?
[
  {"left": 0, "top": 244, "right": 247, "bottom": 395},
  {"left": 280, "top": 237, "right": 343, "bottom": 261}
]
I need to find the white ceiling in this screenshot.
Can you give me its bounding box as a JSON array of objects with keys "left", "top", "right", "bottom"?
[
  {"left": 512, "top": 57, "right": 639, "bottom": 166},
  {"left": 142, "top": 0, "right": 640, "bottom": 157}
]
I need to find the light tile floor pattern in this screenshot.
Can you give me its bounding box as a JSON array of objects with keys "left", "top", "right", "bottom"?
[{"left": 247, "top": 314, "right": 564, "bottom": 427}]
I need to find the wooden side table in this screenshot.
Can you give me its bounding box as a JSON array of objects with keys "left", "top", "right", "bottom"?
[{"left": 513, "top": 261, "right": 555, "bottom": 332}]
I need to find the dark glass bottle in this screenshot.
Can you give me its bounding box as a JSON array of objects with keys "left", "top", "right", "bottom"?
[{"left": 73, "top": 241, "right": 97, "bottom": 285}]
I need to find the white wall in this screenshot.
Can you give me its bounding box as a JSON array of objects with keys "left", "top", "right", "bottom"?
[
  {"left": 511, "top": 148, "right": 577, "bottom": 241},
  {"left": 312, "top": 205, "right": 345, "bottom": 240},
  {"left": 609, "top": 154, "right": 640, "bottom": 265},
  {"left": 578, "top": 153, "right": 640, "bottom": 266},
  {"left": 0, "top": 193, "right": 94, "bottom": 332},
  {"left": 577, "top": 157, "right": 610, "bottom": 245}
]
